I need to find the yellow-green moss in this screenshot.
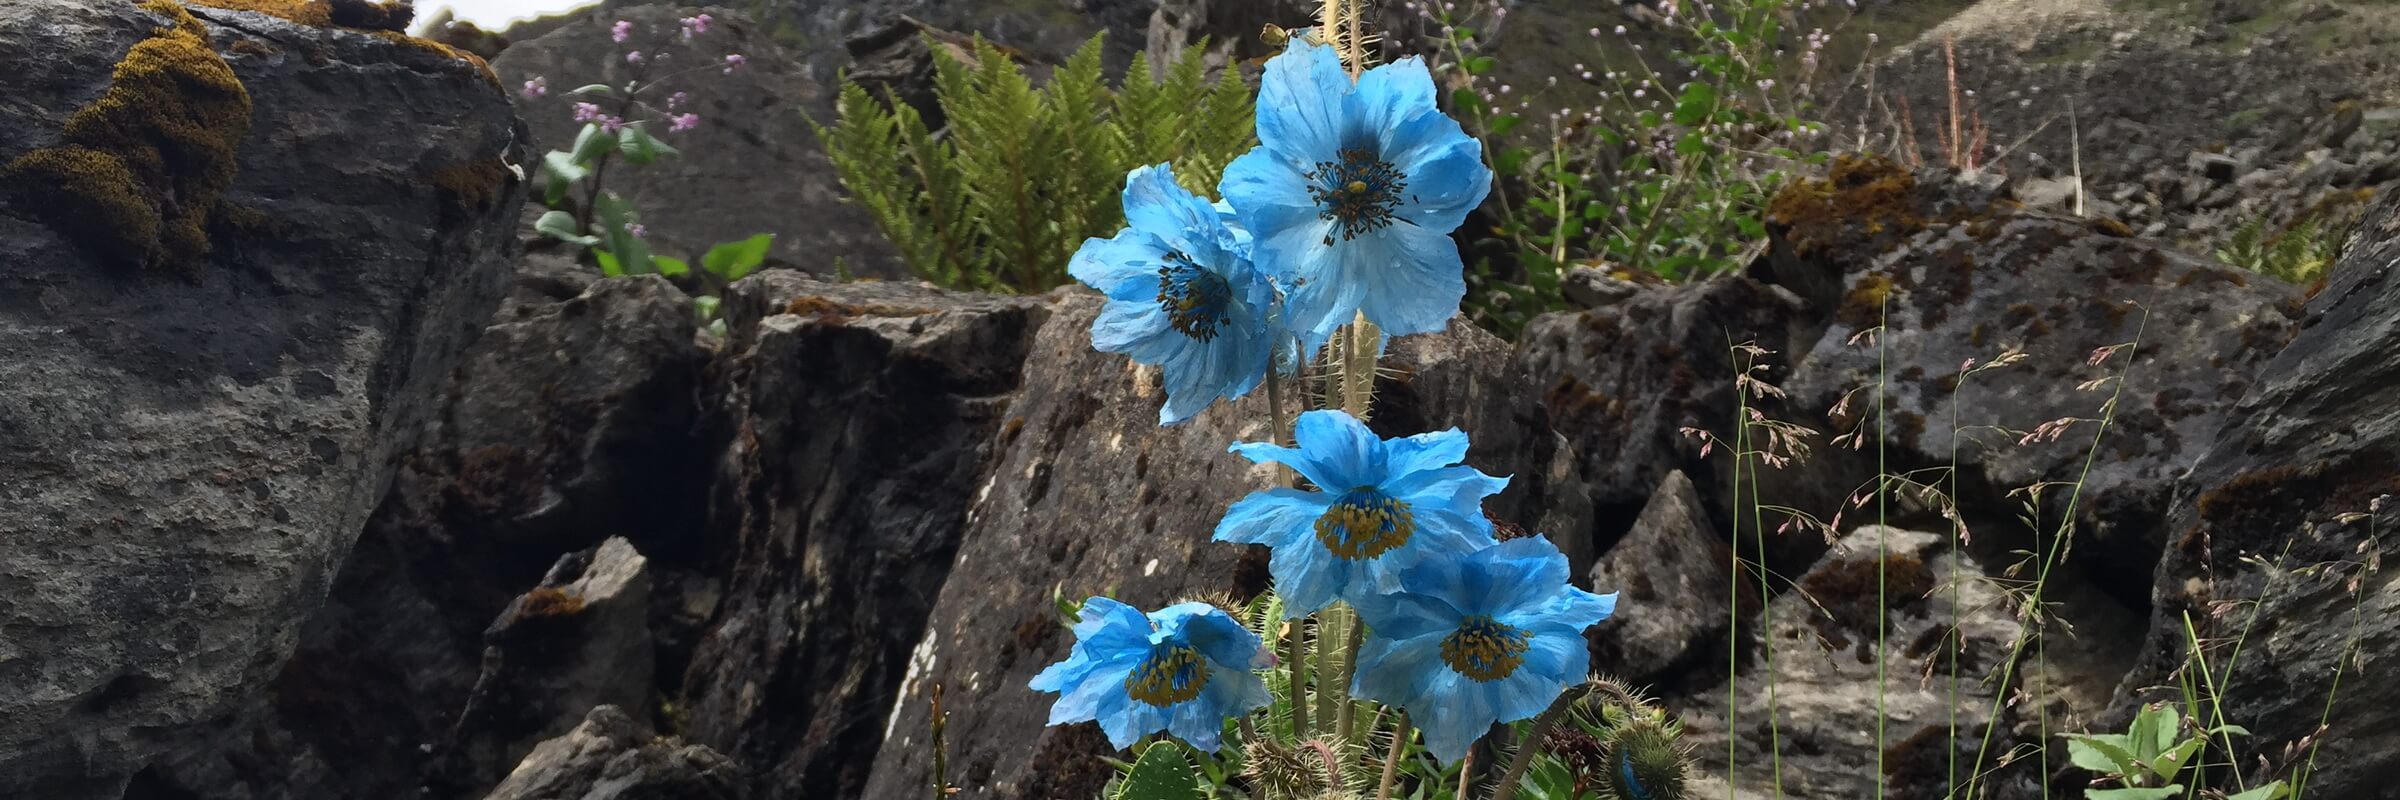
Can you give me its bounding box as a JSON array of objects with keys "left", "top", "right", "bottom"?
[
  {"left": 370, "top": 30, "right": 502, "bottom": 90},
  {"left": 1834, "top": 273, "right": 1894, "bottom": 330},
  {"left": 185, "top": 0, "right": 332, "bottom": 26},
  {"left": 2, "top": 0, "right": 252, "bottom": 273}
]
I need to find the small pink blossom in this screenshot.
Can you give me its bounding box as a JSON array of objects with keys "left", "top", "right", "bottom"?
[
  {"left": 670, "top": 113, "right": 700, "bottom": 132},
  {"left": 627, "top": 223, "right": 647, "bottom": 238},
  {"left": 521, "top": 76, "right": 548, "bottom": 99},
  {"left": 572, "top": 102, "right": 602, "bottom": 122},
  {"left": 626, "top": 50, "right": 644, "bottom": 63},
  {"left": 723, "top": 53, "right": 746, "bottom": 73},
  {"left": 667, "top": 91, "right": 690, "bottom": 110},
  {"left": 600, "top": 115, "right": 627, "bottom": 134},
  {"left": 680, "top": 13, "right": 713, "bottom": 38},
  {"left": 611, "top": 20, "right": 632, "bottom": 42}
]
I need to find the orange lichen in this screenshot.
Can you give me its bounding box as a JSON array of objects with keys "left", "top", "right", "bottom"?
[
  {"left": 428, "top": 158, "right": 510, "bottom": 215},
  {"left": 1, "top": 0, "right": 252, "bottom": 273},
  {"left": 516, "top": 586, "right": 587, "bottom": 619},
  {"left": 369, "top": 30, "right": 502, "bottom": 90}
]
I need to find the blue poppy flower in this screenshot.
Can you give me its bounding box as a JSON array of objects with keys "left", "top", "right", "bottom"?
[
  {"left": 1071, "top": 164, "right": 1280, "bottom": 425},
  {"left": 1349, "top": 536, "right": 1618, "bottom": 763},
  {"left": 1214, "top": 409, "right": 1506, "bottom": 614},
  {"left": 1218, "top": 40, "right": 1491, "bottom": 342},
  {"left": 1028, "top": 597, "right": 1272, "bottom": 751}
]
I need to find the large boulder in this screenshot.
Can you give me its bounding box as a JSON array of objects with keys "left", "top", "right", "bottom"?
[
  {"left": 134, "top": 259, "right": 712, "bottom": 799},
  {"left": 677, "top": 273, "right": 1052, "bottom": 799},
  {"left": 2111, "top": 191, "right": 2400, "bottom": 798},
  {"left": 862, "top": 294, "right": 1595, "bottom": 798},
  {"left": 491, "top": 6, "right": 903, "bottom": 278},
  {"left": 1763, "top": 157, "right": 2304, "bottom": 601},
  {"left": 0, "top": 1, "right": 523, "bottom": 795}
]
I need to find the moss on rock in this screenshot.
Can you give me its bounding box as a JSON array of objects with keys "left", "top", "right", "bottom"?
[{"left": 2, "top": 0, "right": 252, "bottom": 273}]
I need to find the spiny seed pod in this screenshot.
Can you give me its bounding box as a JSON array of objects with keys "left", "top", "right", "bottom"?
[
  {"left": 1596, "top": 718, "right": 1691, "bottom": 800},
  {"left": 1548, "top": 725, "right": 1609, "bottom": 786},
  {"left": 1242, "top": 738, "right": 1326, "bottom": 799}
]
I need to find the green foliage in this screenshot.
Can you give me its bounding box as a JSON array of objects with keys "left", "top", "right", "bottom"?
[
  {"left": 1113, "top": 742, "right": 1207, "bottom": 800},
  {"left": 1432, "top": 0, "right": 1828, "bottom": 336},
  {"left": 2219, "top": 211, "right": 2346, "bottom": 284},
  {"left": 817, "top": 33, "right": 1256, "bottom": 292},
  {"left": 2064, "top": 704, "right": 2289, "bottom": 800}
]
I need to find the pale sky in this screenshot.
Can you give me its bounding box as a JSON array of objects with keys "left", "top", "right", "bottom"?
[{"left": 420, "top": 0, "right": 596, "bottom": 31}]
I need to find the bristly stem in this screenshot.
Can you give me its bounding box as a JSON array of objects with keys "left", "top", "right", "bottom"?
[
  {"left": 1335, "top": 606, "right": 1365, "bottom": 745},
  {"left": 1286, "top": 616, "right": 1310, "bottom": 739},
  {"left": 1376, "top": 713, "right": 1412, "bottom": 800},
  {"left": 1490, "top": 686, "right": 1590, "bottom": 800}
]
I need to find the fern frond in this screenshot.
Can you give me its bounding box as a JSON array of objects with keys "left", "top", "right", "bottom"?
[{"left": 1048, "top": 33, "right": 1124, "bottom": 283}]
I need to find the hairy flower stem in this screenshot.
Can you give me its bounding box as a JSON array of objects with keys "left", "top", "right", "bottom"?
[
  {"left": 1287, "top": 617, "right": 1310, "bottom": 739},
  {"left": 1317, "top": 608, "right": 1347, "bottom": 732},
  {"left": 1336, "top": 611, "right": 1364, "bottom": 744},
  {"left": 1490, "top": 685, "right": 1589, "bottom": 800},
  {"left": 1377, "top": 713, "right": 1412, "bottom": 800}
]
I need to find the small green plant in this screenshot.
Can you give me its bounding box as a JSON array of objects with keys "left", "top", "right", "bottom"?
[
  {"left": 1425, "top": 0, "right": 1831, "bottom": 334},
  {"left": 817, "top": 32, "right": 1255, "bottom": 293},
  {"left": 523, "top": 14, "right": 777, "bottom": 329},
  {"left": 2063, "top": 703, "right": 2289, "bottom": 800},
  {"left": 2218, "top": 212, "right": 2344, "bottom": 284}
]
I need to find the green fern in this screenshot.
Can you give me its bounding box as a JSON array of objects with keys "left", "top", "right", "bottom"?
[{"left": 817, "top": 32, "right": 1257, "bottom": 292}]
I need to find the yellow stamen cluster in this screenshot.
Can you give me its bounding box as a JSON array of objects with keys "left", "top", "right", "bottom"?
[
  {"left": 1440, "top": 615, "right": 1530, "bottom": 682},
  {"left": 1313, "top": 489, "right": 1416, "bottom": 560},
  {"left": 1125, "top": 645, "right": 1210, "bottom": 706}
]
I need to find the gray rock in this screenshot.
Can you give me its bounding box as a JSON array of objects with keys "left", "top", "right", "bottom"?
[
  {"left": 862, "top": 294, "right": 1594, "bottom": 799},
  {"left": 1516, "top": 273, "right": 1808, "bottom": 551},
  {"left": 1670, "top": 528, "right": 2032, "bottom": 800},
  {"left": 136, "top": 263, "right": 711, "bottom": 799},
  {"left": 442, "top": 538, "right": 658, "bottom": 793},
  {"left": 491, "top": 6, "right": 904, "bottom": 279},
  {"left": 483, "top": 706, "right": 746, "bottom": 800},
  {"left": 678, "top": 272, "right": 1053, "bottom": 799},
  {"left": 2112, "top": 190, "right": 2400, "bottom": 799},
  {"left": 1768, "top": 160, "right": 2302, "bottom": 600},
  {"left": 0, "top": 2, "right": 523, "bottom": 795},
  {"left": 1588, "top": 471, "right": 1733, "bottom": 685},
  {"left": 1559, "top": 265, "right": 1648, "bottom": 308}
]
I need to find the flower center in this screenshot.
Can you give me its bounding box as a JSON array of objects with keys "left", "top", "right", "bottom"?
[
  {"left": 1313, "top": 487, "right": 1415, "bottom": 560},
  {"left": 1155, "top": 252, "right": 1233, "bottom": 342},
  {"left": 1304, "top": 148, "right": 1407, "bottom": 244},
  {"left": 1124, "top": 644, "right": 1210, "bottom": 707},
  {"left": 1440, "top": 615, "right": 1530, "bottom": 682}
]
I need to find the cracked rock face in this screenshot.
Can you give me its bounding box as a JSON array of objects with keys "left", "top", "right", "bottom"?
[{"left": 0, "top": 1, "right": 523, "bottom": 795}]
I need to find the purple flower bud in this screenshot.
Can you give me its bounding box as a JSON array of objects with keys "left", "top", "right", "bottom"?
[
  {"left": 521, "top": 76, "right": 548, "bottom": 99},
  {"left": 670, "top": 113, "right": 700, "bottom": 132},
  {"left": 667, "top": 91, "right": 689, "bottom": 110},
  {"left": 626, "top": 50, "right": 644, "bottom": 63},
  {"left": 723, "top": 53, "right": 746, "bottom": 73},
  {"left": 601, "top": 116, "right": 627, "bottom": 134},
  {"left": 611, "top": 20, "right": 632, "bottom": 43},
  {"left": 628, "top": 223, "right": 647, "bottom": 238},
  {"left": 573, "top": 102, "right": 602, "bottom": 122}
]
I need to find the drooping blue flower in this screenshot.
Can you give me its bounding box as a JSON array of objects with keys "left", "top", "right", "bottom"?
[
  {"left": 1219, "top": 40, "right": 1492, "bottom": 343},
  {"left": 1071, "top": 164, "right": 1280, "bottom": 425},
  {"left": 1214, "top": 409, "right": 1505, "bottom": 614},
  {"left": 1349, "top": 536, "right": 1618, "bottom": 763},
  {"left": 1028, "top": 597, "right": 1272, "bottom": 751}
]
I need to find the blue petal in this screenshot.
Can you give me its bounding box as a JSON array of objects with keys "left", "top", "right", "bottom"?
[
  {"left": 1286, "top": 409, "right": 1379, "bottom": 489},
  {"left": 1389, "top": 118, "right": 1490, "bottom": 233},
  {"left": 1267, "top": 532, "right": 1351, "bottom": 614},
  {"left": 1470, "top": 537, "right": 1577, "bottom": 616},
  {"left": 1090, "top": 298, "right": 1169, "bottom": 355},
  {"left": 1376, "top": 428, "right": 1470, "bottom": 475},
  {"left": 1518, "top": 627, "right": 1592, "bottom": 687},
  {"left": 1382, "top": 464, "right": 1507, "bottom": 515},
  {"left": 1069, "top": 232, "right": 1174, "bottom": 302},
  {"left": 1351, "top": 631, "right": 1446, "bottom": 706},
  {"left": 1482, "top": 669, "right": 1566, "bottom": 728},
  {"left": 1347, "top": 223, "right": 1468, "bottom": 337},
  {"left": 1411, "top": 677, "right": 1491, "bottom": 764},
  {"left": 1098, "top": 692, "right": 1170, "bottom": 750},
  {"left": 1121, "top": 163, "right": 1219, "bottom": 241},
  {"left": 1214, "top": 488, "right": 1329, "bottom": 547},
  {"left": 1042, "top": 656, "right": 1138, "bottom": 725},
  {"left": 1354, "top": 56, "right": 1439, "bottom": 142},
  {"left": 1252, "top": 41, "right": 1350, "bottom": 163},
  {"left": 1156, "top": 603, "right": 1264, "bottom": 670},
  {"left": 1350, "top": 589, "right": 1463, "bottom": 642}
]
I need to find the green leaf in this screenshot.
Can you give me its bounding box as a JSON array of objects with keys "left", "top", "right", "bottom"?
[
  {"left": 570, "top": 123, "right": 614, "bottom": 164},
  {"left": 2206, "top": 724, "right": 2253, "bottom": 738},
  {"left": 652, "top": 256, "right": 690, "bottom": 277},
  {"left": 593, "top": 249, "right": 626, "bottom": 277},
  {"left": 1494, "top": 146, "right": 1532, "bottom": 177},
  {"left": 534, "top": 210, "right": 598, "bottom": 246},
  {"left": 542, "top": 151, "right": 588, "bottom": 206},
  {"left": 592, "top": 191, "right": 654, "bottom": 276},
  {"left": 693, "top": 294, "right": 722, "bottom": 322},
  {"left": 1465, "top": 56, "right": 1496, "bottom": 75},
  {"left": 703, "top": 233, "right": 776, "bottom": 282},
  {"left": 1113, "top": 743, "right": 1203, "bottom": 800},
  {"left": 617, "top": 124, "right": 682, "bottom": 166},
  {"left": 567, "top": 83, "right": 615, "bottom": 96},
  {"left": 1488, "top": 114, "right": 1523, "bottom": 138},
  {"left": 1674, "top": 82, "right": 1720, "bottom": 127},
  {"left": 2086, "top": 787, "right": 2184, "bottom": 800},
  {"left": 2063, "top": 734, "right": 2142, "bottom": 777},
  {"left": 1451, "top": 87, "right": 1485, "bottom": 114},
  {"left": 2148, "top": 737, "right": 2205, "bottom": 783},
  {"left": 2133, "top": 705, "right": 2179, "bottom": 762}
]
